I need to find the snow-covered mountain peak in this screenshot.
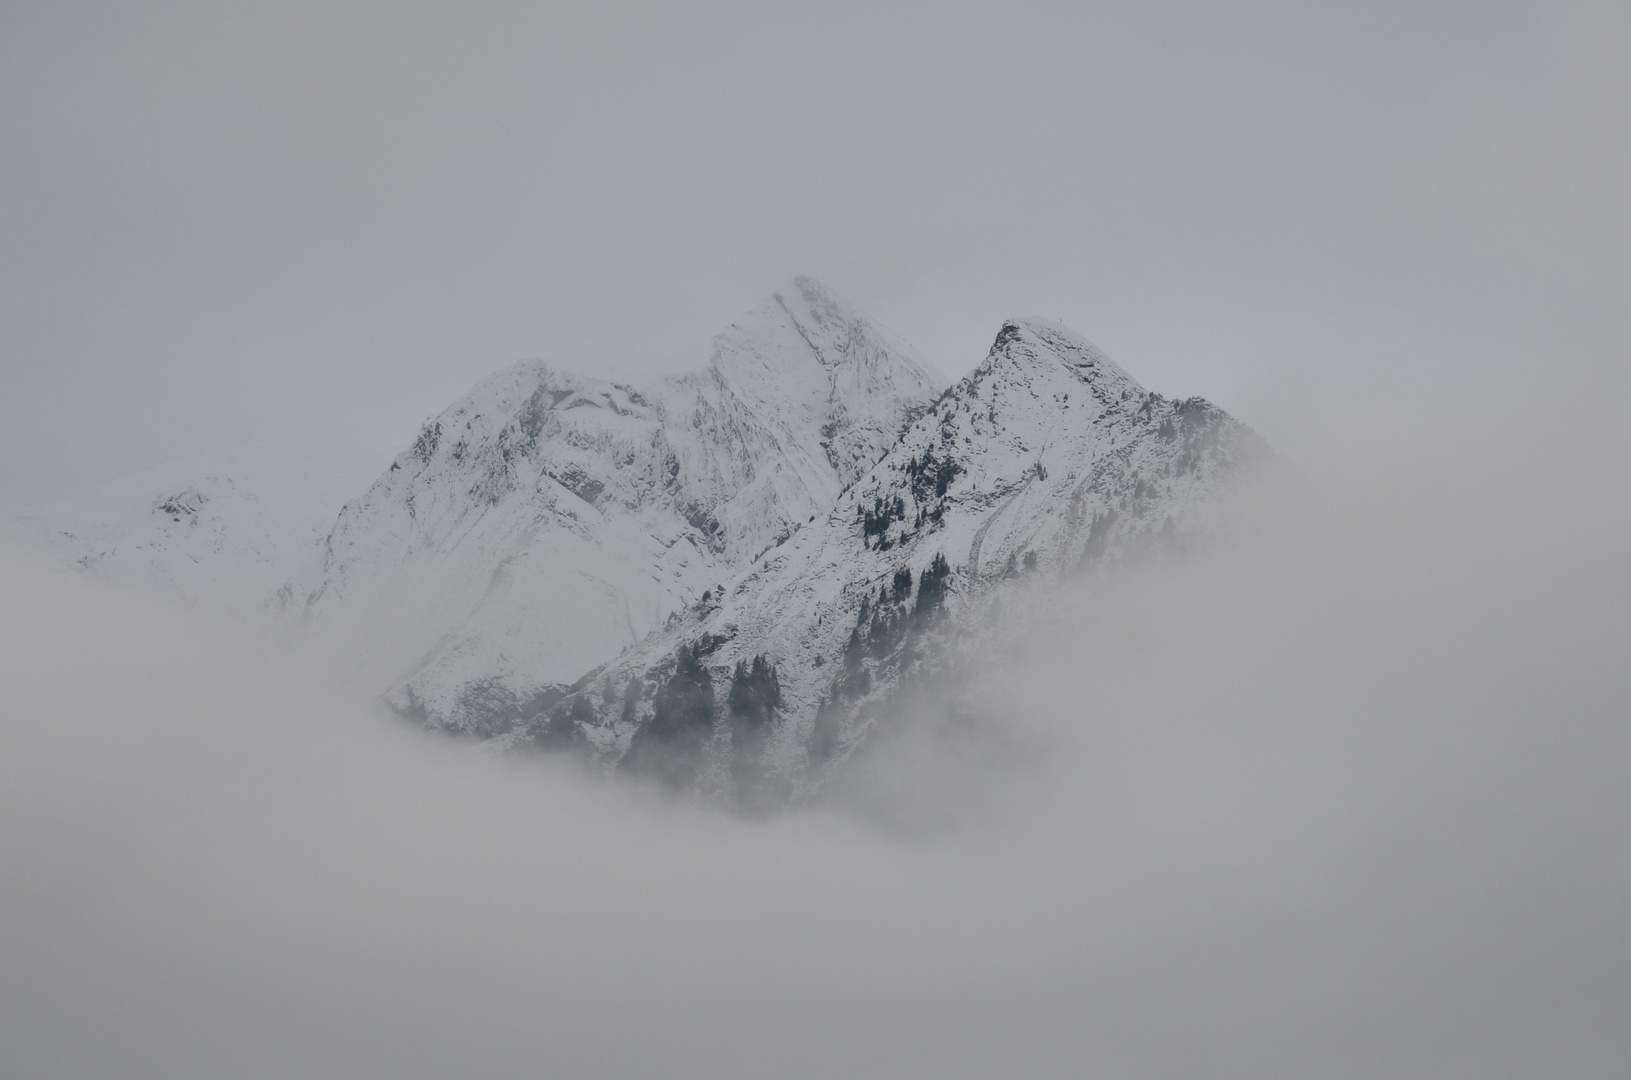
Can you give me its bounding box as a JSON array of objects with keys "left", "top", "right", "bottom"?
[
  {"left": 975, "top": 318, "right": 1142, "bottom": 406},
  {"left": 713, "top": 275, "right": 909, "bottom": 377},
  {"left": 282, "top": 281, "right": 939, "bottom": 731},
  {"left": 697, "top": 276, "right": 939, "bottom": 489}
]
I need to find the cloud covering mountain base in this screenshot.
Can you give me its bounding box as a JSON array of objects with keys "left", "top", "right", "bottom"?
[{"left": 2, "top": 384, "right": 1627, "bottom": 1079}]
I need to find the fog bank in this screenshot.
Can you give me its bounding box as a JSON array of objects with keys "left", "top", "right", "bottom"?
[{"left": 2, "top": 382, "right": 1628, "bottom": 1078}]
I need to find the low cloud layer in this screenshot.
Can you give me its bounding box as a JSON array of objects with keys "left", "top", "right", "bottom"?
[{"left": 2, "top": 380, "right": 1627, "bottom": 1078}]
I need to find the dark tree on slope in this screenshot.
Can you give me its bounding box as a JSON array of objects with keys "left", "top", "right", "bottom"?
[
  {"left": 903, "top": 449, "right": 962, "bottom": 505},
  {"left": 453, "top": 677, "right": 522, "bottom": 737},
  {"left": 621, "top": 645, "right": 715, "bottom": 789},
  {"left": 727, "top": 655, "right": 782, "bottom": 811},
  {"left": 537, "top": 694, "right": 592, "bottom": 752},
  {"left": 811, "top": 551, "right": 955, "bottom": 764},
  {"left": 912, "top": 553, "right": 953, "bottom": 622}
]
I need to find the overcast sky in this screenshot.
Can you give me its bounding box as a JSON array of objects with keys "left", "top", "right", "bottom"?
[{"left": 3, "top": 0, "right": 1627, "bottom": 504}]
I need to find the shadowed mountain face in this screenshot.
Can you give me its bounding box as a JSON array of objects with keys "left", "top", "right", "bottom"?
[
  {"left": 529, "top": 319, "right": 1279, "bottom": 803},
  {"left": 279, "top": 277, "right": 940, "bottom": 731}
]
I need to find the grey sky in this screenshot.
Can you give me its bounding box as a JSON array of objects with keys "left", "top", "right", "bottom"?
[{"left": 3, "top": 1, "right": 1626, "bottom": 503}]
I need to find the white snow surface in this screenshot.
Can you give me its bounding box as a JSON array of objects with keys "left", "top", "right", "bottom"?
[{"left": 280, "top": 277, "right": 939, "bottom": 728}]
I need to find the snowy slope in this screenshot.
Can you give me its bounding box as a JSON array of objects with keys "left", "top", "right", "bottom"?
[
  {"left": 528, "top": 319, "right": 1278, "bottom": 801},
  {"left": 8, "top": 445, "right": 376, "bottom": 617},
  {"left": 281, "top": 277, "right": 939, "bottom": 730}
]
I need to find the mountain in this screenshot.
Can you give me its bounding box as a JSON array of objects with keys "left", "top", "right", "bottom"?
[
  {"left": 522, "top": 319, "right": 1278, "bottom": 804},
  {"left": 8, "top": 280, "right": 1278, "bottom": 807},
  {"left": 8, "top": 445, "right": 374, "bottom": 616},
  {"left": 280, "top": 277, "right": 940, "bottom": 730}
]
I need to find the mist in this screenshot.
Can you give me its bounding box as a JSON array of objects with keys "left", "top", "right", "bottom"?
[{"left": 3, "top": 361, "right": 1626, "bottom": 1079}]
